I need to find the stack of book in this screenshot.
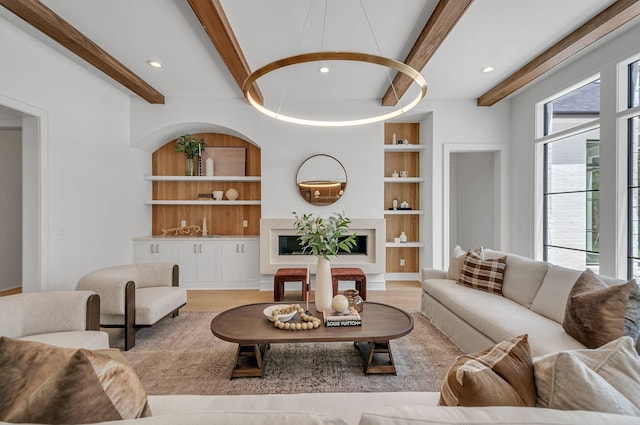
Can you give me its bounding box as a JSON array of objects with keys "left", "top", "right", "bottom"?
[{"left": 323, "top": 307, "right": 362, "bottom": 327}]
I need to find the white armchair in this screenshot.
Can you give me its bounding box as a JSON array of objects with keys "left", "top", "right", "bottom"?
[
  {"left": 76, "top": 263, "right": 186, "bottom": 350},
  {"left": 0, "top": 291, "right": 109, "bottom": 349}
]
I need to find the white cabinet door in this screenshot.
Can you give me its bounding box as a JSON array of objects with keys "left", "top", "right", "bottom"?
[
  {"left": 178, "top": 241, "right": 218, "bottom": 282},
  {"left": 221, "top": 240, "right": 259, "bottom": 282},
  {"left": 134, "top": 241, "right": 176, "bottom": 263}
]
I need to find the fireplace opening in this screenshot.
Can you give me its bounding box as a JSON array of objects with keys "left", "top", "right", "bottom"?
[{"left": 278, "top": 235, "right": 367, "bottom": 256}]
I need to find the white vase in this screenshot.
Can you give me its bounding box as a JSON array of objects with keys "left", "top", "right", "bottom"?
[{"left": 315, "top": 256, "right": 333, "bottom": 313}]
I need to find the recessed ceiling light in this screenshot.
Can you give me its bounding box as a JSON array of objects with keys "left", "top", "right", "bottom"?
[
  {"left": 482, "top": 66, "right": 494, "bottom": 73},
  {"left": 319, "top": 66, "right": 330, "bottom": 73},
  {"left": 147, "top": 60, "right": 162, "bottom": 68}
]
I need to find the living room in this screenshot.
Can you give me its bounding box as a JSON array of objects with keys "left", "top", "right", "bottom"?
[{"left": 2, "top": 1, "right": 640, "bottom": 424}]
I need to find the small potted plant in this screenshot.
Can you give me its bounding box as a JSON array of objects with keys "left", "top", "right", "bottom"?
[
  {"left": 293, "top": 211, "right": 357, "bottom": 312},
  {"left": 175, "top": 133, "right": 205, "bottom": 176}
]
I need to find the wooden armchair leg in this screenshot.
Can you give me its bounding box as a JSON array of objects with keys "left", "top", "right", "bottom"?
[
  {"left": 124, "top": 281, "right": 136, "bottom": 351},
  {"left": 171, "top": 309, "right": 180, "bottom": 318}
]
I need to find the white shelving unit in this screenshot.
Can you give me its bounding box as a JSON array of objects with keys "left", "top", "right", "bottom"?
[
  {"left": 385, "top": 242, "right": 425, "bottom": 248},
  {"left": 144, "top": 175, "right": 261, "bottom": 182},
  {"left": 144, "top": 200, "right": 261, "bottom": 206},
  {"left": 384, "top": 210, "right": 425, "bottom": 215},
  {"left": 383, "top": 177, "right": 424, "bottom": 183},
  {"left": 383, "top": 144, "right": 424, "bottom": 152}
]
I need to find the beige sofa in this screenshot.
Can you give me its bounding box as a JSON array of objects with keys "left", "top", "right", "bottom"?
[
  {"left": 1, "top": 392, "right": 637, "bottom": 425},
  {"left": 0, "top": 291, "right": 109, "bottom": 349},
  {"left": 420, "top": 248, "right": 631, "bottom": 356}
]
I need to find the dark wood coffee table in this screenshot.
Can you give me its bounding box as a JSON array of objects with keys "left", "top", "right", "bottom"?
[{"left": 210, "top": 302, "right": 414, "bottom": 378}]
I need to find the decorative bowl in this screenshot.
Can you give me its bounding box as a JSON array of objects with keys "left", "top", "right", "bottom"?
[
  {"left": 225, "top": 187, "right": 239, "bottom": 201},
  {"left": 263, "top": 305, "right": 297, "bottom": 323}
]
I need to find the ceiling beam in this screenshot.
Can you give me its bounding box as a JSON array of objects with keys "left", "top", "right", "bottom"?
[
  {"left": 381, "top": 0, "right": 473, "bottom": 107},
  {"left": 477, "top": 0, "right": 640, "bottom": 106},
  {"left": 188, "top": 0, "right": 263, "bottom": 105},
  {"left": 0, "top": 0, "right": 165, "bottom": 104}
]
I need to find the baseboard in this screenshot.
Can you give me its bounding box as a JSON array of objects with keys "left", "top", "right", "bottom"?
[
  {"left": 180, "top": 281, "right": 260, "bottom": 290},
  {"left": 384, "top": 272, "right": 421, "bottom": 281}
]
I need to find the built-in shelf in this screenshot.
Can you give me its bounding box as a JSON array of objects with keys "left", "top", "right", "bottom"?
[
  {"left": 384, "top": 210, "right": 425, "bottom": 215},
  {"left": 383, "top": 144, "right": 424, "bottom": 152},
  {"left": 385, "top": 242, "right": 425, "bottom": 248},
  {"left": 145, "top": 200, "right": 261, "bottom": 206},
  {"left": 384, "top": 177, "right": 424, "bottom": 183},
  {"left": 144, "top": 175, "right": 261, "bottom": 182}
]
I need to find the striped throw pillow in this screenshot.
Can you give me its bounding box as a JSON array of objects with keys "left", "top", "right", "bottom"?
[
  {"left": 439, "top": 334, "right": 535, "bottom": 407},
  {"left": 458, "top": 250, "right": 507, "bottom": 295}
]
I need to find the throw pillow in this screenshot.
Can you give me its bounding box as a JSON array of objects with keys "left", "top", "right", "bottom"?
[
  {"left": 0, "top": 337, "right": 151, "bottom": 424},
  {"left": 533, "top": 336, "right": 640, "bottom": 415},
  {"left": 458, "top": 250, "right": 507, "bottom": 295},
  {"left": 447, "top": 246, "right": 483, "bottom": 280},
  {"left": 439, "top": 334, "right": 535, "bottom": 407},
  {"left": 562, "top": 269, "right": 640, "bottom": 349}
]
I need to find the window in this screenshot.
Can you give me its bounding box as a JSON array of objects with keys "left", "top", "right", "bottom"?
[
  {"left": 627, "top": 59, "right": 640, "bottom": 278},
  {"left": 541, "top": 77, "right": 600, "bottom": 271},
  {"left": 629, "top": 59, "right": 640, "bottom": 109},
  {"left": 544, "top": 131, "right": 600, "bottom": 271},
  {"left": 544, "top": 79, "right": 600, "bottom": 136}
]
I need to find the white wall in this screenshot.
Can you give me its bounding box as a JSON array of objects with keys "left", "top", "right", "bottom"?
[
  {"left": 0, "top": 129, "right": 22, "bottom": 290},
  {"left": 510, "top": 21, "right": 640, "bottom": 277},
  {"left": 450, "top": 152, "right": 496, "bottom": 250},
  {"left": 423, "top": 99, "right": 512, "bottom": 268},
  {"left": 0, "top": 17, "right": 149, "bottom": 290},
  {"left": 130, "top": 97, "right": 383, "bottom": 221}
]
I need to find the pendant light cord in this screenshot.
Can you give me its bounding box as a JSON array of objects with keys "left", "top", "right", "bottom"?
[
  {"left": 276, "top": 0, "right": 316, "bottom": 115},
  {"left": 359, "top": 0, "right": 400, "bottom": 104}
]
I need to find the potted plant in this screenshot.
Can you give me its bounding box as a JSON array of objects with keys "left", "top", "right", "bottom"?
[
  {"left": 293, "top": 211, "right": 357, "bottom": 312},
  {"left": 175, "top": 133, "right": 205, "bottom": 176}
]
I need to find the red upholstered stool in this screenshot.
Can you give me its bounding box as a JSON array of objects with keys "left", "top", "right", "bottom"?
[
  {"left": 273, "top": 268, "right": 307, "bottom": 302},
  {"left": 331, "top": 267, "right": 367, "bottom": 300}
]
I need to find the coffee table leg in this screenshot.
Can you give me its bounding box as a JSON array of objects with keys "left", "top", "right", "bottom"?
[
  {"left": 230, "top": 343, "right": 267, "bottom": 379},
  {"left": 357, "top": 341, "right": 397, "bottom": 375}
]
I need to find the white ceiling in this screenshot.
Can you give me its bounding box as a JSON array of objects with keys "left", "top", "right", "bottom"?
[{"left": 7, "top": 0, "right": 632, "bottom": 106}]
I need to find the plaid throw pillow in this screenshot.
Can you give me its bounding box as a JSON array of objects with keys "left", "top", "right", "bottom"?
[{"left": 458, "top": 250, "right": 507, "bottom": 295}]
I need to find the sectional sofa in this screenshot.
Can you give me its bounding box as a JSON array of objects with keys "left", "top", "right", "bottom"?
[{"left": 421, "top": 248, "right": 630, "bottom": 356}]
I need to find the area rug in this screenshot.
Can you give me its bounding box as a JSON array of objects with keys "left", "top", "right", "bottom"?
[{"left": 118, "top": 311, "right": 462, "bottom": 395}]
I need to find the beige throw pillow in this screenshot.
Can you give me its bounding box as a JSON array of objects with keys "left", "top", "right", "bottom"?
[
  {"left": 0, "top": 337, "right": 151, "bottom": 424},
  {"left": 458, "top": 250, "right": 507, "bottom": 295},
  {"left": 563, "top": 269, "right": 640, "bottom": 349},
  {"left": 439, "top": 334, "right": 535, "bottom": 407},
  {"left": 533, "top": 336, "right": 640, "bottom": 415}
]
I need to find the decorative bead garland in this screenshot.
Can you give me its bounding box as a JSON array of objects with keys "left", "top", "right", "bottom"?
[{"left": 272, "top": 304, "right": 322, "bottom": 331}]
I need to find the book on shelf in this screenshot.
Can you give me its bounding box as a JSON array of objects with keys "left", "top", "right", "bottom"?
[{"left": 323, "top": 307, "right": 362, "bottom": 327}]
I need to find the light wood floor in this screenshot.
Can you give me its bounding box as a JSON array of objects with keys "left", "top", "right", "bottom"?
[
  {"left": 183, "top": 281, "right": 422, "bottom": 312},
  {"left": 0, "top": 281, "right": 423, "bottom": 312}
]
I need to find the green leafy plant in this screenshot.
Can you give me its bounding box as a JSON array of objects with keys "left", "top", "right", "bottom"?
[
  {"left": 292, "top": 211, "right": 357, "bottom": 260},
  {"left": 175, "top": 133, "right": 205, "bottom": 158}
]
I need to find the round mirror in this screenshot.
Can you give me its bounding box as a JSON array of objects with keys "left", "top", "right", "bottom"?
[{"left": 296, "top": 154, "right": 347, "bottom": 206}]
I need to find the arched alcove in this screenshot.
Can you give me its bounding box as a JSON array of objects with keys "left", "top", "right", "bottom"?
[{"left": 149, "top": 132, "right": 261, "bottom": 236}]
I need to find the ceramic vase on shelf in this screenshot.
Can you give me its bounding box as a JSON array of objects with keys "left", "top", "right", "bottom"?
[
  {"left": 185, "top": 157, "right": 196, "bottom": 176},
  {"left": 399, "top": 231, "right": 408, "bottom": 243},
  {"left": 315, "top": 256, "right": 333, "bottom": 313}
]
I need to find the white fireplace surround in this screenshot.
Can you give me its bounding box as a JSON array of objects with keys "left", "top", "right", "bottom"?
[{"left": 259, "top": 218, "right": 385, "bottom": 275}]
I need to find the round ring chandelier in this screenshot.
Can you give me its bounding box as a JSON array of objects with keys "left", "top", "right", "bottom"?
[{"left": 242, "top": 51, "right": 427, "bottom": 127}]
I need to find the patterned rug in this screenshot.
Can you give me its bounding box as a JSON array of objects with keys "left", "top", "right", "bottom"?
[{"left": 118, "top": 311, "right": 462, "bottom": 395}]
